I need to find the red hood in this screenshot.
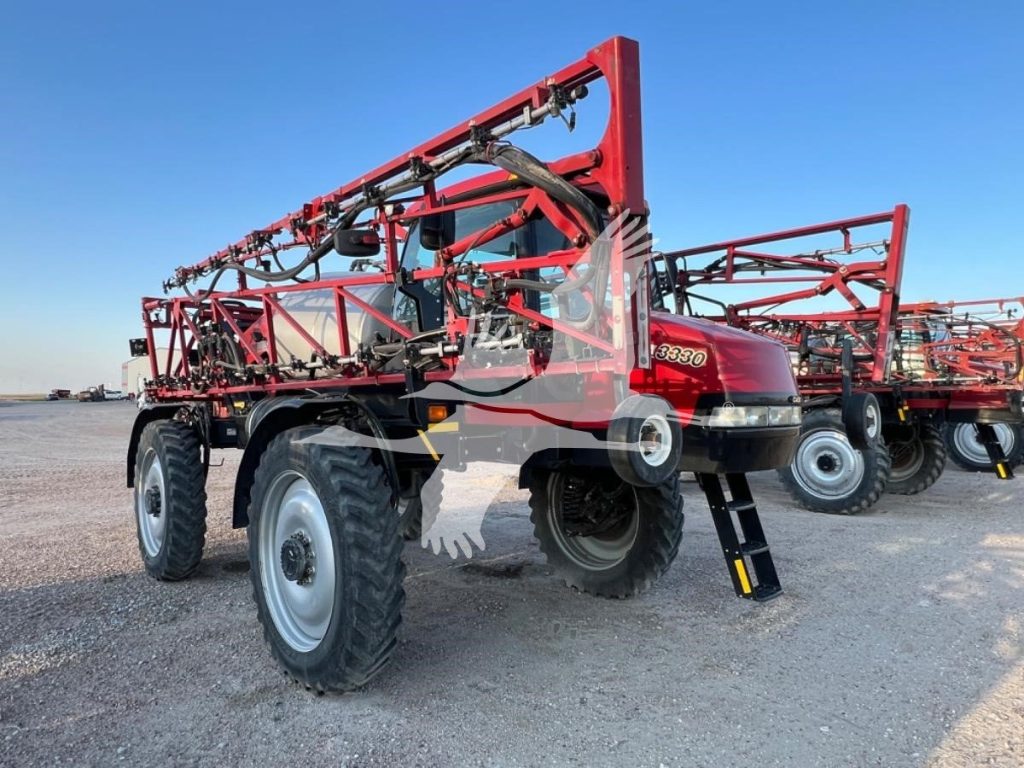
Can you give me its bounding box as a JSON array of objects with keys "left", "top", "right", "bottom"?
[{"left": 631, "top": 312, "right": 799, "bottom": 411}]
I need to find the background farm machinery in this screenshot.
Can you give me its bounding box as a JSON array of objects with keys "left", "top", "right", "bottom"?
[
  {"left": 654, "top": 208, "right": 1024, "bottom": 514},
  {"left": 899, "top": 296, "right": 1024, "bottom": 471}
]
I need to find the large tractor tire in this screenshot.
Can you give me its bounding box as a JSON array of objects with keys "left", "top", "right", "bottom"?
[
  {"left": 528, "top": 468, "right": 683, "bottom": 598},
  {"left": 778, "top": 408, "right": 891, "bottom": 515},
  {"left": 133, "top": 420, "right": 208, "bottom": 580},
  {"left": 945, "top": 423, "right": 1024, "bottom": 472},
  {"left": 247, "top": 426, "right": 405, "bottom": 693},
  {"left": 886, "top": 421, "right": 946, "bottom": 495}
]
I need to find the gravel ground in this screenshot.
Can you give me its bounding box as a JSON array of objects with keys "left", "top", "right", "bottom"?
[{"left": 0, "top": 401, "right": 1021, "bottom": 767}]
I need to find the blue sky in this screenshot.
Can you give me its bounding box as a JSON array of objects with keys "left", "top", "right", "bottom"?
[{"left": 1, "top": 1, "right": 1022, "bottom": 392}]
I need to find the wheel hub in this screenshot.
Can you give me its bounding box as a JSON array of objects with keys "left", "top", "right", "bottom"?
[
  {"left": 259, "top": 472, "right": 336, "bottom": 653},
  {"left": 549, "top": 472, "right": 640, "bottom": 570},
  {"left": 638, "top": 415, "right": 672, "bottom": 467},
  {"left": 562, "top": 476, "right": 634, "bottom": 537},
  {"left": 280, "top": 533, "right": 314, "bottom": 584},
  {"left": 865, "top": 405, "right": 879, "bottom": 440},
  {"left": 792, "top": 429, "right": 866, "bottom": 500},
  {"left": 144, "top": 486, "right": 162, "bottom": 517}
]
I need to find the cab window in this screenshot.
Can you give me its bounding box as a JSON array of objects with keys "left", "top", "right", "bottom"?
[{"left": 395, "top": 200, "right": 571, "bottom": 330}]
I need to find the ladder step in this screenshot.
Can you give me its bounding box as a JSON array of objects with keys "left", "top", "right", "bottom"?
[
  {"left": 753, "top": 584, "right": 783, "bottom": 602},
  {"left": 698, "top": 472, "right": 782, "bottom": 601},
  {"left": 975, "top": 424, "right": 1016, "bottom": 479},
  {"left": 728, "top": 499, "right": 757, "bottom": 513}
]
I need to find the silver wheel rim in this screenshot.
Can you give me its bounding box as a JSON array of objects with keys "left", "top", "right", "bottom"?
[
  {"left": 952, "top": 423, "right": 1015, "bottom": 465},
  {"left": 136, "top": 449, "right": 166, "bottom": 557},
  {"left": 259, "top": 471, "right": 336, "bottom": 653},
  {"left": 639, "top": 414, "right": 672, "bottom": 467},
  {"left": 548, "top": 475, "right": 639, "bottom": 570},
  {"left": 865, "top": 402, "right": 880, "bottom": 441},
  {"left": 792, "top": 429, "right": 866, "bottom": 499}
]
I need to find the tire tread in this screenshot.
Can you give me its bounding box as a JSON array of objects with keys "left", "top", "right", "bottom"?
[
  {"left": 248, "top": 426, "right": 405, "bottom": 693},
  {"left": 528, "top": 471, "right": 683, "bottom": 598},
  {"left": 778, "top": 408, "right": 891, "bottom": 515},
  {"left": 135, "top": 420, "right": 207, "bottom": 580}
]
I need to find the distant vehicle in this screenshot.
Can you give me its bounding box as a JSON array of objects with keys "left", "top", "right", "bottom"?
[
  {"left": 50, "top": 388, "right": 72, "bottom": 399},
  {"left": 77, "top": 386, "right": 104, "bottom": 402},
  {"left": 103, "top": 390, "right": 126, "bottom": 401},
  {"left": 46, "top": 392, "right": 59, "bottom": 401}
]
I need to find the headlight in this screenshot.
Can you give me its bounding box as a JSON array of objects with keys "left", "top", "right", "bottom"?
[{"left": 707, "top": 405, "right": 802, "bottom": 428}]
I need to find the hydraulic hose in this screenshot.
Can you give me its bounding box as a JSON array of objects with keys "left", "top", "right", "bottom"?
[
  {"left": 186, "top": 236, "right": 336, "bottom": 299},
  {"left": 484, "top": 144, "right": 603, "bottom": 240},
  {"left": 501, "top": 278, "right": 556, "bottom": 293},
  {"left": 186, "top": 143, "right": 612, "bottom": 333},
  {"left": 482, "top": 143, "right": 608, "bottom": 330}
]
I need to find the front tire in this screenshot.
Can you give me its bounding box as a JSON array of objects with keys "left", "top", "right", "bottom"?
[
  {"left": 778, "top": 408, "right": 891, "bottom": 515},
  {"left": 842, "top": 392, "right": 881, "bottom": 450},
  {"left": 529, "top": 468, "right": 683, "bottom": 597},
  {"left": 945, "top": 423, "right": 1024, "bottom": 472},
  {"left": 133, "top": 420, "right": 207, "bottom": 580},
  {"left": 607, "top": 394, "right": 683, "bottom": 487},
  {"left": 886, "top": 421, "right": 946, "bottom": 495},
  {"left": 248, "top": 426, "right": 405, "bottom": 692}
]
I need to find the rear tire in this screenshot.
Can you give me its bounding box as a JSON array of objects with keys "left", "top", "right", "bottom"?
[
  {"left": 247, "top": 426, "right": 405, "bottom": 692},
  {"left": 886, "top": 421, "right": 946, "bottom": 495},
  {"left": 945, "top": 423, "right": 1024, "bottom": 472},
  {"left": 133, "top": 420, "right": 207, "bottom": 580},
  {"left": 529, "top": 468, "right": 683, "bottom": 597},
  {"left": 778, "top": 408, "right": 890, "bottom": 515}
]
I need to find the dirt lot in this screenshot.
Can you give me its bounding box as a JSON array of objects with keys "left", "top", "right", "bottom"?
[{"left": 0, "top": 401, "right": 1021, "bottom": 767}]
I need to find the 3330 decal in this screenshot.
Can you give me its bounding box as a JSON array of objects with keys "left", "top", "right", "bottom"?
[{"left": 652, "top": 344, "right": 708, "bottom": 367}]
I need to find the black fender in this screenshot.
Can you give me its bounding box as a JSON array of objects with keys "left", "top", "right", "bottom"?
[
  {"left": 232, "top": 394, "right": 399, "bottom": 528},
  {"left": 126, "top": 405, "right": 182, "bottom": 488}
]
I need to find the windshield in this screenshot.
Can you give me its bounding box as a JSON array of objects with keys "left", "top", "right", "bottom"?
[
  {"left": 401, "top": 200, "right": 539, "bottom": 270},
  {"left": 396, "top": 199, "right": 572, "bottom": 330}
]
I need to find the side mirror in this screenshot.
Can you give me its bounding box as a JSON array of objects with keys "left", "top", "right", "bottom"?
[
  {"left": 333, "top": 228, "right": 381, "bottom": 257},
  {"left": 419, "top": 210, "right": 456, "bottom": 251}
]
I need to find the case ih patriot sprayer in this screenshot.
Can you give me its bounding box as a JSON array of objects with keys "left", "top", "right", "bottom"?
[
  {"left": 899, "top": 297, "right": 1024, "bottom": 471},
  {"left": 126, "top": 37, "right": 803, "bottom": 691},
  {"left": 655, "top": 214, "right": 1024, "bottom": 515}
]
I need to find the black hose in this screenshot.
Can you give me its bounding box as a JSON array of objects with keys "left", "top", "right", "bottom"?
[
  {"left": 186, "top": 143, "right": 610, "bottom": 333},
  {"left": 184, "top": 236, "right": 334, "bottom": 300},
  {"left": 482, "top": 144, "right": 607, "bottom": 330},
  {"left": 484, "top": 144, "right": 603, "bottom": 239},
  {"left": 502, "top": 278, "right": 556, "bottom": 293}
]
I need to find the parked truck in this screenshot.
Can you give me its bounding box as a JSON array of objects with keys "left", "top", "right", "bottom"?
[{"left": 77, "top": 385, "right": 105, "bottom": 402}]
